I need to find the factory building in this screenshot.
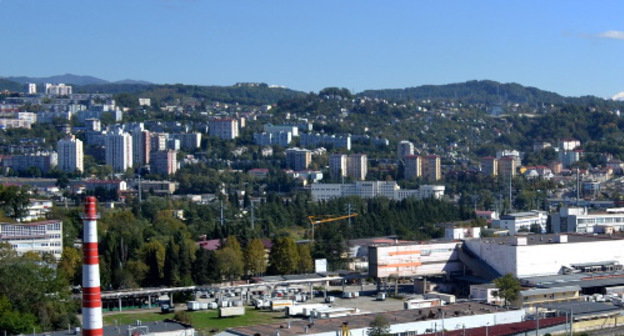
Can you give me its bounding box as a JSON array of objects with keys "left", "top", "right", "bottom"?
[
  {"left": 368, "top": 241, "right": 462, "bottom": 278},
  {"left": 219, "top": 303, "right": 526, "bottom": 336},
  {"left": 463, "top": 234, "right": 624, "bottom": 278},
  {"left": 0, "top": 220, "right": 63, "bottom": 259}
]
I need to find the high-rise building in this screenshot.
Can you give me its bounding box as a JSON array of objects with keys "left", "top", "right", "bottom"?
[
  {"left": 480, "top": 156, "right": 498, "bottom": 176},
  {"left": 132, "top": 129, "right": 151, "bottom": 167},
  {"left": 150, "top": 132, "right": 168, "bottom": 152},
  {"left": 347, "top": 154, "right": 368, "bottom": 181},
  {"left": 397, "top": 140, "right": 414, "bottom": 161},
  {"left": 422, "top": 155, "right": 442, "bottom": 181},
  {"left": 329, "top": 153, "right": 348, "bottom": 179},
  {"left": 57, "top": 134, "right": 84, "bottom": 173},
  {"left": 105, "top": 129, "right": 133, "bottom": 172},
  {"left": 151, "top": 150, "right": 177, "bottom": 175},
  {"left": 498, "top": 156, "right": 517, "bottom": 180},
  {"left": 44, "top": 83, "right": 72, "bottom": 96},
  {"left": 285, "top": 148, "right": 312, "bottom": 171},
  {"left": 27, "top": 83, "right": 37, "bottom": 95},
  {"left": 209, "top": 118, "right": 239, "bottom": 140},
  {"left": 404, "top": 155, "right": 422, "bottom": 180}
]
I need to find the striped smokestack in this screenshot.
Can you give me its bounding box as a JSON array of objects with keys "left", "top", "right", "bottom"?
[{"left": 81, "top": 196, "right": 103, "bottom": 336}]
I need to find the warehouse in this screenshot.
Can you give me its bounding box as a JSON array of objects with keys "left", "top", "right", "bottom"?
[
  {"left": 368, "top": 241, "right": 462, "bottom": 278},
  {"left": 463, "top": 234, "right": 624, "bottom": 278},
  {"left": 218, "top": 302, "right": 525, "bottom": 336}
]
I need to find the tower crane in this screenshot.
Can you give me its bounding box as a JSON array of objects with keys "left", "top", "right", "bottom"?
[{"left": 307, "top": 213, "right": 358, "bottom": 242}]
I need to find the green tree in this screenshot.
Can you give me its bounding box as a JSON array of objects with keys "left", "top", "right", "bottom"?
[
  {"left": 268, "top": 236, "right": 299, "bottom": 275},
  {"left": 297, "top": 243, "right": 314, "bottom": 273},
  {"left": 224, "top": 235, "right": 244, "bottom": 262},
  {"left": 215, "top": 247, "right": 244, "bottom": 281},
  {"left": 193, "top": 249, "right": 216, "bottom": 284},
  {"left": 0, "top": 295, "right": 38, "bottom": 334},
  {"left": 163, "top": 239, "right": 180, "bottom": 286},
  {"left": 58, "top": 246, "right": 82, "bottom": 285},
  {"left": 494, "top": 273, "right": 522, "bottom": 307},
  {"left": 245, "top": 238, "right": 267, "bottom": 276},
  {"left": 367, "top": 315, "right": 391, "bottom": 336},
  {"left": 140, "top": 240, "right": 166, "bottom": 286}
]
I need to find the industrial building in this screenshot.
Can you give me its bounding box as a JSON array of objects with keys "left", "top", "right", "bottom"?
[
  {"left": 463, "top": 234, "right": 624, "bottom": 278},
  {"left": 36, "top": 320, "right": 195, "bottom": 336},
  {"left": 368, "top": 241, "right": 462, "bottom": 278},
  {"left": 219, "top": 303, "right": 525, "bottom": 336}
]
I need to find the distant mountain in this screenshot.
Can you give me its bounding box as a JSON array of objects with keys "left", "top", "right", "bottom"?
[
  {"left": 3, "top": 73, "right": 152, "bottom": 86},
  {"left": 0, "top": 78, "right": 23, "bottom": 92},
  {"left": 358, "top": 80, "right": 609, "bottom": 106},
  {"left": 113, "top": 79, "right": 152, "bottom": 85}
]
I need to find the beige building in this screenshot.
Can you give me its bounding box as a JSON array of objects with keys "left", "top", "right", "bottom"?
[
  {"left": 422, "top": 155, "right": 441, "bottom": 181},
  {"left": 481, "top": 156, "right": 498, "bottom": 176},
  {"left": 498, "top": 156, "right": 517, "bottom": 180},
  {"left": 286, "top": 148, "right": 312, "bottom": 171},
  {"left": 347, "top": 154, "right": 367, "bottom": 181},
  {"left": 404, "top": 155, "right": 422, "bottom": 180}
]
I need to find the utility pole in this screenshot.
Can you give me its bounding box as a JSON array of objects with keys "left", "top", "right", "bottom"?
[
  {"left": 347, "top": 203, "right": 353, "bottom": 227},
  {"left": 220, "top": 200, "right": 225, "bottom": 227},
  {"left": 509, "top": 171, "right": 513, "bottom": 212},
  {"left": 250, "top": 200, "right": 255, "bottom": 230}
]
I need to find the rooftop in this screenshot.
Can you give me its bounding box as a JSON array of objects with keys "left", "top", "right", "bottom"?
[
  {"left": 228, "top": 303, "right": 506, "bottom": 336},
  {"left": 473, "top": 233, "right": 624, "bottom": 246},
  {"left": 36, "top": 320, "right": 193, "bottom": 336}
]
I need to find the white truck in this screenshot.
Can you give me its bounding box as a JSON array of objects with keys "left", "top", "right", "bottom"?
[{"left": 219, "top": 306, "right": 245, "bottom": 317}]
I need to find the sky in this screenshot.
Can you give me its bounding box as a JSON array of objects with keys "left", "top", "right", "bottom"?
[{"left": 1, "top": 0, "right": 624, "bottom": 98}]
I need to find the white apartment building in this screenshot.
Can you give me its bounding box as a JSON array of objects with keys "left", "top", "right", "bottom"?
[
  {"left": 105, "top": 129, "right": 133, "bottom": 172},
  {"left": 311, "top": 181, "right": 445, "bottom": 202},
  {"left": 347, "top": 154, "right": 367, "bottom": 181},
  {"left": 263, "top": 124, "right": 299, "bottom": 137},
  {"left": 0, "top": 220, "right": 63, "bottom": 260},
  {"left": 329, "top": 153, "right": 347, "bottom": 179},
  {"left": 56, "top": 134, "right": 84, "bottom": 173},
  {"left": 27, "top": 83, "right": 37, "bottom": 95},
  {"left": 493, "top": 210, "right": 548, "bottom": 234},
  {"left": 209, "top": 118, "right": 239, "bottom": 140},
  {"left": 552, "top": 207, "right": 624, "bottom": 233},
  {"left": 44, "top": 83, "right": 72, "bottom": 96},
  {"left": 397, "top": 140, "right": 414, "bottom": 161}
]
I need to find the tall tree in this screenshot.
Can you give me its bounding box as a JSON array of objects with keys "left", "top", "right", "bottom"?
[
  {"left": 268, "top": 236, "right": 299, "bottom": 275},
  {"left": 140, "top": 240, "right": 166, "bottom": 286},
  {"left": 245, "top": 238, "right": 267, "bottom": 276},
  {"left": 494, "top": 273, "right": 522, "bottom": 307},
  {"left": 215, "top": 247, "right": 243, "bottom": 281},
  {"left": 193, "top": 249, "right": 216, "bottom": 284},
  {"left": 297, "top": 243, "right": 314, "bottom": 273},
  {"left": 223, "top": 235, "right": 244, "bottom": 262},
  {"left": 163, "top": 239, "right": 180, "bottom": 286}
]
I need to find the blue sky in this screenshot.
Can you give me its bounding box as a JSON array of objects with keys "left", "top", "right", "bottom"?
[{"left": 1, "top": 0, "right": 623, "bottom": 97}]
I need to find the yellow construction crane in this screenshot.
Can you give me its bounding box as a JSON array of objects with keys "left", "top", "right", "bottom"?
[{"left": 307, "top": 213, "right": 358, "bottom": 241}]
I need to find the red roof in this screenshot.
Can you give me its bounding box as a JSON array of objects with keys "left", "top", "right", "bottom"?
[{"left": 421, "top": 316, "right": 566, "bottom": 336}]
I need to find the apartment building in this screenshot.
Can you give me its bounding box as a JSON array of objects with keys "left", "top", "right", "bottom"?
[{"left": 56, "top": 134, "right": 84, "bottom": 173}]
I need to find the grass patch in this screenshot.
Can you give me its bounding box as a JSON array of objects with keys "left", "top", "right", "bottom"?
[{"left": 104, "top": 308, "right": 284, "bottom": 334}]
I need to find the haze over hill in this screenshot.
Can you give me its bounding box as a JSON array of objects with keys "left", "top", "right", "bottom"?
[
  {"left": 3, "top": 73, "right": 151, "bottom": 86},
  {"left": 1, "top": 75, "right": 622, "bottom": 107}
]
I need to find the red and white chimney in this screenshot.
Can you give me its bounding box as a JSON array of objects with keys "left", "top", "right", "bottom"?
[{"left": 82, "top": 196, "right": 103, "bottom": 336}]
